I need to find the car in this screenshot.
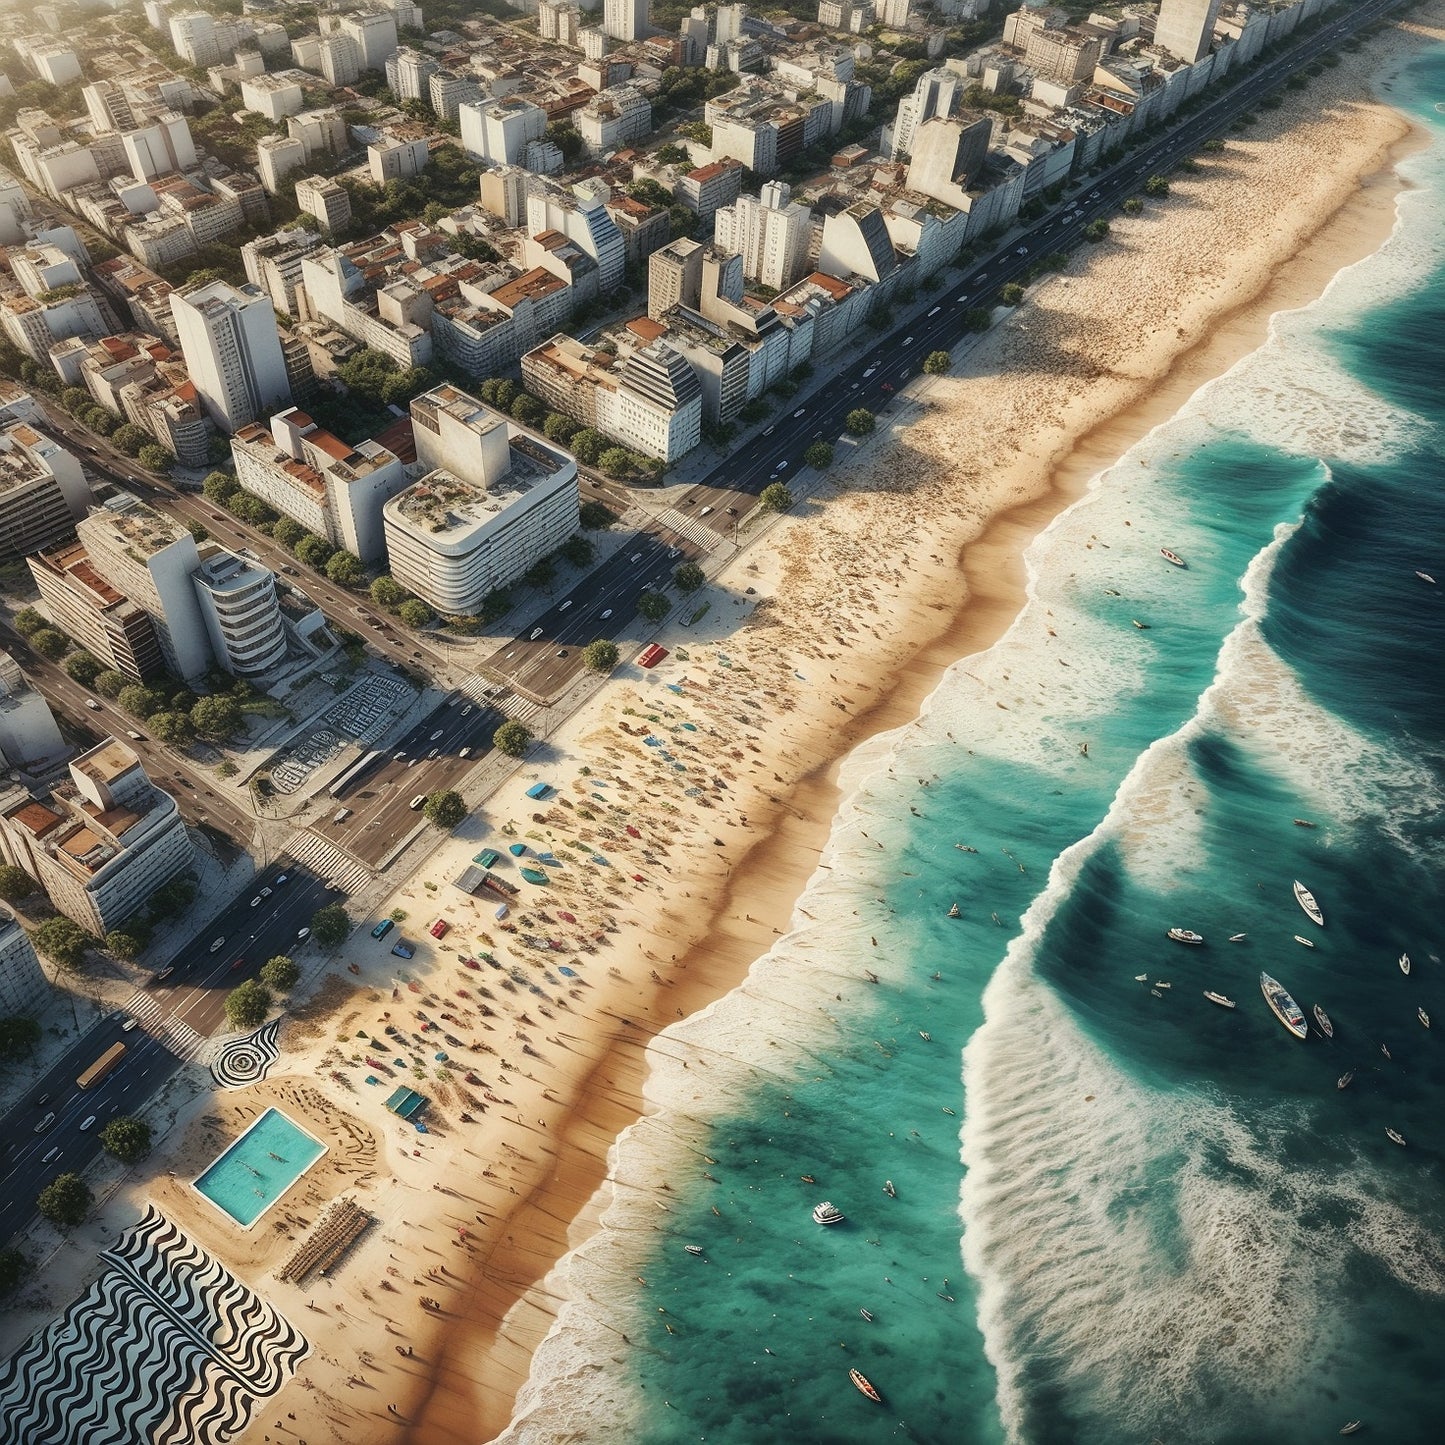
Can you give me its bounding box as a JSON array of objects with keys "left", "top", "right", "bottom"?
[
  {"left": 763, "top": 425, "right": 775, "bottom": 435},
  {"left": 559, "top": 599, "right": 573, "bottom": 611},
  {"left": 902, "top": 336, "right": 914, "bottom": 346},
  {"left": 928, "top": 306, "right": 942, "bottom": 317},
  {"left": 556, "top": 649, "right": 568, "bottom": 658},
  {"left": 394, "top": 751, "right": 407, "bottom": 761},
  {"left": 601, "top": 608, "right": 613, "bottom": 619},
  {"left": 1016, "top": 246, "right": 1029, "bottom": 256},
  {"left": 776, "top": 460, "right": 788, "bottom": 472},
  {"left": 977, "top": 272, "right": 988, "bottom": 281},
  {"left": 37, "top": 1094, "right": 50, "bottom": 1107},
  {"left": 1090, "top": 190, "right": 1100, "bottom": 199},
  {"left": 792, "top": 407, "right": 806, "bottom": 418},
  {"left": 42, "top": 1147, "right": 60, "bottom": 1164},
  {"left": 411, "top": 650, "right": 422, "bottom": 658},
  {"left": 630, "top": 552, "right": 643, "bottom": 563},
  {"left": 230, "top": 957, "right": 246, "bottom": 971},
  {"left": 282, "top": 565, "right": 296, "bottom": 574},
  {"left": 589, "top": 478, "right": 601, "bottom": 488},
  {"left": 121, "top": 1016, "right": 138, "bottom": 1032},
  {"left": 209, "top": 937, "right": 225, "bottom": 952},
  {"left": 409, "top": 794, "right": 426, "bottom": 809},
  {"left": 296, "top": 927, "right": 310, "bottom": 940},
  {"left": 34, "top": 1113, "right": 54, "bottom": 1134},
  {"left": 461, "top": 705, "right": 472, "bottom": 716},
  {"left": 275, "top": 874, "right": 288, "bottom": 885},
  {"left": 429, "top": 729, "right": 443, "bottom": 741},
  {"left": 769, "top": 472, "right": 779, "bottom": 482},
  {"left": 459, "top": 747, "right": 472, "bottom": 759},
  {"left": 153, "top": 966, "right": 174, "bottom": 982},
  {"left": 668, "top": 547, "right": 680, "bottom": 557},
  {"left": 726, "top": 506, "right": 737, "bottom": 516},
  {"left": 79, "top": 1115, "right": 96, "bottom": 1132},
  {"left": 371, "top": 919, "right": 395, "bottom": 939},
  {"left": 430, "top": 919, "right": 449, "bottom": 939},
  {"left": 250, "top": 896, "right": 261, "bottom": 907},
  {"left": 700, "top": 505, "right": 713, "bottom": 516},
  {"left": 530, "top": 627, "right": 544, "bottom": 640},
  {"left": 408, "top": 758, "right": 419, "bottom": 767},
  {"left": 126, "top": 729, "right": 144, "bottom": 741},
  {"left": 85, "top": 698, "right": 102, "bottom": 711},
  {"left": 260, "top": 886, "right": 272, "bottom": 898},
  {"left": 881, "top": 382, "right": 895, "bottom": 392},
  {"left": 427, "top": 748, "right": 439, "bottom": 759},
  {"left": 391, "top": 941, "right": 415, "bottom": 959},
  {"left": 863, "top": 366, "right": 877, "bottom": 378}
]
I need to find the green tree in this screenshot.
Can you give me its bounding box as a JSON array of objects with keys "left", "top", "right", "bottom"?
[
  {"left": 922, "top": 350, "right": 951, "bottom": 375},
  {"left": 109, "top": 423, "right": 145, "bottom": 457},
  {"left": 760, "top": 482, "right": 794, "bottom": 513},
  {"left": 673, "top": 561, "right": 706, "bottom": 592},
  {"left": 12, "top": 607, "right": 47, "bottom": 637},
  {"left": 295, "top": 533, "right": 334, "bottom": 569},
  {"left": 94, "top": 669, "right": 127, "bottom": 699},
  {"left": 543, "top": 412, "right": 578, "bottom": 445},
  {"left": 61, "top": 386, "right": 91, "bottom": 415},
  {"left": 138, "top": 443, "right": 172, "bottom": 473},
  {"left": 259, "top": 954, "right": 299, "bottom": 991},
  {"left": 190, "top": 694, "right": 243, "bottom": 741},
  {"left": 559, "top": 533, "right": 594, "bottom": 567},
  {"left": 1083, "top": 219, "right": 1110, "bottom": 242},
  {"left": 524, "top": 557, "right": 555, "bottom": 589},
  {"left": 1122, "top": 197, "right": 1144, "bottom": 215},
  {"left": 803, "top": 441, "right": 834, "bottom": 469},
  {"left": 28, "top": 627, "right": 69, "bottom": 661},
  {"left": 31, "top": 916, "right": 92, "bottom": 971},
  {"left": 225, "top": 978, "right": 272, "bottom": 1030},
  {"left": 148, "top": 710, "right": 196, "bottom": 747},
  {"left": 0, "top": 1247, "right": 26, "bottom": 1296},
  {"left": 273, "top": 516, "right": 306, "bottom": 549},
  {"left": 146, "top": 876, "right": 196, "bottom": 919},
  {"left": 0, "top": 1015, "right": 41, "bottom": 1061},
  {"left": 228, "top": 492, "right": 273, "bottom": 526},
  {"left": 845, "top": 408, "right": 876, "bottom": 437},
  {"left": 97, "top": 1116, "right": 152, "bottom": 1164},
  {"left": 325, "top": 550, "right": 365, "bottom": 587},
  {"left": 0, "top": 865, "right": 35, "bottom": 903},
  {"left": 598, "top": 447, "right": 633, "bottom": 478},
  {"left": 1000, "top": 282, "right": 1026, "bottom": 305},
  {"left": 1143, "top": 174, "right": 1170, "bottom": 197},
  {"left": 309, "top": 902, "right": 350, "bottom": 948},
  {"left": 510, "top": 393, "right": 545, "bottom": 427},
  {"left": 398, "top": 598, "right": 433, "bottom": 628},
  {"left": 37, "top": 1173, "right": 92, "bottom": 1229},
  {"left": 545, "top": 121, "right": 583, "bottom": 160},
  {"left": 582, "top": 638, "right": 619, "bottom": 672},
  {"left": 422, "top": 789, "right": 467, "bottom": 829},
  {"left": 116, "top": 684, "right": 164, "bottom": 717},
  {"left": 105, "top": 930, "right": 144, "bottom": 961},
  {"left": 493, "top": 719, "right": 532, "bottom": 758},
  {"left": 570, "top": 429, "right": 607, "bottom": 466},
  {"left": 370, "top": 575, "right": 406, "bottom": 608},
  {"left": 579, "top": 500, "right": 617, "bottom": 529},
  {"left": 637, "top": 589, "right": 671, "bottom": 622},
  {"left": 201, "top": 471, "right": 234, "bottom": 501}
]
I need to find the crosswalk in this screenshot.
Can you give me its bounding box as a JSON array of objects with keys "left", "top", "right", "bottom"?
[
  {"left": 284, "top": 830, "right": 373, "bottom": 894},
  {"left": 497, "top": 693, "right": 544, "bottom": 725},
  {"left": 648, "top": 506, "right": 725, "bottom": 549},
  {"left": 121, "top": 991, "right": 210, "bottom": 1063},
  {"left": 456, "top": 673, "right": 507, "bottom": 706}
]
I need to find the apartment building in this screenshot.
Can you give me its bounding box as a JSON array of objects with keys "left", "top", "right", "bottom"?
[
  {"left": 428, "top": 69, "right": 483, "bottom": 124},
  {"left": 647, "top": 236, "right": 704, "bottom": 319},
  {"left": 0, "top": 739, "right": 193, "bottom": 936},
  {"left": 705, "top": 85, "right": 833, "bottom": 175},
  {"left": 242, "top": 229, "right": 326, "bottom": 316},
  {"left": 382, "top": 386, "right": 579, "bottom": 615},
  {"left": 1154, "top": 0, "right": 1224, "bottom": 65},
  {"left": 92, "top": 258, "right": 178, "bottom": 347},
  {"left": 368, "top": 136, "right": 430, "bottom": 184},
  {"left": 0, "top": 650, "right": 66, "bottom": 772},
  {"left": 713, "top": 181, "right": 813, "bottom": 292},
  {"left": 170, "top": 278, "right": 292, "bottom": 434},
  {"left": 298, "top": 233, "right": 436, "bottom": 369},
  {"left": 576, "top": 85, "right": 652, "bottom": 156},
  {"left": 459, "top": 96, "right": 548, "bottom": 167},
  {"left": 0, "top": 907, "right": 46, "bottom": 1016},
  {"left": 603, "top": 193, "right": 670, "bottom": 270},
  {"left": 0, "top": 286, "right": 106, "bottom": 365},
  {"left": 288, "top": 108, "right": 350, "bottom": 165},
  {"left": 673, "top": 157, "right": 745, "bottom": 219},
  {"left": 524, "top": 178, "right": 627, "bottom": 292},
  {"left": 386, "top": 45, "right": 438, "bottom": 102},
  {"left": 539, "top": 0, "right": 583, "bottom": 47},
  {"left": 603, "top": 0, "right": 649, "bottom": 42},
  {"left": 231, "top": 407, "right": 408, "bottom": 563},
  {"left": 0, "top": 424, "right": 89, "bottom": 565},
  {"left": 191, "top": 543, "right": 287, "bottom": 675},
  {"left": 295, "top": 175, "right": 353, "bottom": 235},
  {"left": 77, "top": 333, "right": 212, "bottom": 469},
  {"left": 257, "top": 134, "right": 308, "bottom": 194},
  {"left": 240, "top": 73, "right": 306, "bottom": 123}
]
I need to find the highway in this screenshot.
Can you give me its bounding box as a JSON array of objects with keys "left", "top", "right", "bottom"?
[{"left": 0, "top": 857, "right": 338, "bottom": 1244}]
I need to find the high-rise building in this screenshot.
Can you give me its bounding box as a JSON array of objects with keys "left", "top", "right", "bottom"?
[
  {"left": 386, "top": 44, "right": 438, "bottom": 101},
  {"left": 191, "top": 544, "right": 287, "bottom": 675},
  {"left": 0, "top": 423, "right": 89, "bottom": 565},
  {"left": 886, "top": 66, "right": 962, "bottom": 161},
  {"left": 524, "top": 179, "right": 626, "bottom": 293},
  {"left": 713, "top": 181, "right": 812, "bottom": 292},
  {"left": 170, "top": 278, "right": 292, "bottom": 434},
  {"left": 0, "top": 650, "right": 66, "bottom": 771},
  {"left": 0, "top": 905, "right": 46, "bottom": 1016},
  {"left": 602, "top": 0, "right": 648, "bottom": 42},
  {"left": 459, "top": 96, "right": 548, "bottom": 167},
  {"left": 428, "top": 69, "right": 483, "bottom": 124},
  {"left": 648, "top": 237, "right": 703, "bottom": 319},
  {"left": 295, "top": 175, "right": 352, "bottom": 234},
  {"left": 1153, "top": 0, "right": 1223, "bottom": 64}
]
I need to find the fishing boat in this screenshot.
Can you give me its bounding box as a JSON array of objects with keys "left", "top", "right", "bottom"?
[
  {"left": 684, "top": 1245, "right": 704, "bottom": 1257},
  {"left": 812, "top": 1201, "right": 846, "bottom": 1226},
  {"left": 882, "top": 1180, "right": 896, "bottom": 1199},
  {"left": 1399, "top": 952, "right": 1412, "bottom": 976},
  {"left": 1293, "top": 880, "right": 1324, "bottom": 927},
  {"left": 1339, "top": 1422, "right": 1363, "bottom": 1437},
  {"left": 1419, "top": 1007, "right": 1431, "bottom": 1029},
  {"left": 800, "top": 1174, "right": 815, "bottom": 1184},
  {"left": 1167, "top": 928, "right": 1204, "bottom": 945},
  {"left": 1160, "top": 547, "right": 1187, "bottom": 568},
  {"left": 1312, "top": 1005, "right": 1334, "bottom": 1039},
  {"left": 1203, "top": 991, "right": 1236, "bottom": 1009},
  {"left": 1386, "top": 1127, "right": 1407, "bottom": 1147},
  {"left": 919, "top": 1030, "right": 932, "bottom": 1041},
  {"left": 859, "top": 1308, "right": 875, "bottom": 1323},
  {"left": 1154, "top": 981, "right": 1171, "bottom": 990},
  {"left": 1132, "top": 618, "right": 1151, "bottom": 629},
  {"left": 1381, "top": 1043, "right": 1392, "bottom": 1061},
  {"left": 1260, "top": 973, "right": 1308, "bottom": 1040},
  {"left": 947, "top": 903, "right": 960, "bottom": 918},
  {"left": 849, "top": 1368, "right": 882, "bottom": 1403},
  {"left": 1229, "top": 933, "right": 1248, "bottom": 943},
  {"left": 1151, "top": 988, "right": 1163, "bottom": 998},
  {"left": 1294, "top": 935, "right": 1315, "bottom": 949},
  {"left": 1293, "top": 818, "right": 1317, "bottom": 828},
  {"left": 1134, "top": 973, "right": 1149, "bottom": 982},
  {"left": 1416, "top": 571, "right": 1436, "bottom": 584},
  {"left": 1337, "top": 1071, "right": 1354, "bottom": 1090}
]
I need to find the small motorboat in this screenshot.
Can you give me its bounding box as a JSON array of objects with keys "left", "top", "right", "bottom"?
[
  {"left": 1160, "top": 547, "right": 1187, "bottom": 568},
  {"left": 1337, "top": 1071, "right": 1354, "bottom": 1090},
  {"left": 1132, "top": 618, "right": 1151, "bottom": 629},
  {"left": 1293, "top": 880, "right": 1324, "bottom": 927},
  {"left": 1154, "top": 981, "right": 1171, "bottom": 990},
  {"left": 1151, "top": 988, "right": 1163, "bottom": 998},
  {"left": 800, "top": 1174, "right": 815, "bottom": 1184},
  {"left": 1419, "top": 1007, "right": 1431, "bottom": 1029},
  {"left": 1134, "top": 973, "right": 1149, "bottom": 982},
  {"left": 1339, "top": 1422, "right": 1362, "bottom": 1437},
  {"left": 1381, "top": 1043, "right": 1393, "bottom": 1060},
  {"left": 919, "top": 1030, "right": 931, "bottom": 1041},
  {"left": 883, "top": 1180, "right": 896, "bottom": 1198},
  {"left": 1312, "top": 1005, "right": 1334, "bottom": 1039},
  {"left": 849, "top": 1368, "right": 882, "bottom": 1403},
  {"left": 1293, "top": 818, "right": 1317, "bottom": 828},
  {"left": 1386, "top": 1127, "right": 1407, "bottom": 1147},
  {"left": 1416, "top": 571, "right": 1436, "bottom": 584},
  {"left": 1203, "top": 991, "right": 1236, "bottom": 1009},
  {"left": 812, "top": 1201, "right": 846, "bottom": 1226},
  {"left": 1229, "top": 933, "right": 1248, "bottom": 943},
  {"left": 1167, "top": 928, "right": 1204, "bottom": 945},
  {"left": 947, "top": 903, "right": 960, "bottom": 918},
  {"left": 1294, "top": 935, "right": 1315, "bottom": 948},
  {"left": 684, "top": 1245, "right": 704, "bottom": 1257},
  {"left": 859, "top": 1307, "right": 874, "bottom": 1323},
  {"left": 1399, "top": 952, "right": 1412, "bottom": 976}
]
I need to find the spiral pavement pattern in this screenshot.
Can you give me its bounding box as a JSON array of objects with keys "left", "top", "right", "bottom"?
[{"left": 210, "top": 1019, "right": 281, "bottom": 1090}]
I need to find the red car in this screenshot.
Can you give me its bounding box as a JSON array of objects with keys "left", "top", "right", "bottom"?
[
  {"left": 230, "top": 958, "right": 246, "bottom": 972},
  {"left": 881, "top": 382, "right": 895, "bottom": 392},
  {"left": 430, "top": 919, "right": 449, "bottom": 939}
]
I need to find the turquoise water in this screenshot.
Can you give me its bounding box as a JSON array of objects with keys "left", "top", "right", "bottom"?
[
  {"left": 500, "top": 43, "right": 1445, "bottom": 1445},
  {"left": 193, "top": 1109, "right": 325, "bottom": 1228}
]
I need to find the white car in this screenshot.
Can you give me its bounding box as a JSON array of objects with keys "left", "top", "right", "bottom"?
[
  {"left": 775, "top": 460, "right": 789, "bottom": 472},
  {"left": 209, "top": 937, "right": 225, "bottom": 952},
  {"left": 260, "top": 886, "right": 272, "bottom": 898},
  {"left": 792, "top": 407, "right": 806, "bottom": 418},
  {"left": 121, "top": 1016, "right": 138, "bottom": 1032},
  {"left": 80, "top": 1115, "right": 96, "bottom": 1132},
  {"left": 85, "top": 698, "right": 101, "bottom": 711},
  {"left": 530, "top": 627, "right": 544, "bottom": 640},
  {"left": 902, "top": 336, "right": 914, "bottom": 346},
  {"left": 630, "top": 552, "right": 643, "bottom": 563},
  {"left": 459, "top": 747, "right": 472, "bottom": 759},
  {"left": 763, "top": 424, "right": 775, "bottom": 435},
  {"left": 296, "top": 927, "right": 310, "bottom": 940},
  {"left": 429, "top": 729, "right": 443, "bottom": 740},
  {"left": 700, "top": 506, "right": 713, "bottom": 516},
  {"left": 427, "top": 748, "right": 439, "bottom": 759},
  {"left": 928, "top": 306, "right": 941, "bottom": 317},
  {"left": 1016, "top": 246, "right": 1029, "bottom": 256},
  {"left": 250, "top": 896, "right": 261, "bottom": 908},
  {"left": 461, "top": 705, "right": 472, "bottom": 716},
  {"left": 863, "top": 366, "right": 877, "bottom": 378},
  {"left": 601, "top": 608, "right": 613, "bottom": 619},
  {"left": 559, "top": 599, "right": 573, "bottom": 610}
]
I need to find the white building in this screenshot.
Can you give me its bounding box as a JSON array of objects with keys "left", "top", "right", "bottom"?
[
  {"left": 428, "top": 69, "right": 483, "bottom": 123},
  {"left": 257, "top": 134, "right": 308, "bottom": 194},
  {"left": 191, "top": 543, "right": 287, "bottom": 675},
  {"left": 170, "top": 278, "right": 292, "bottom": 435},
  {"left": 885, "top": 66, "right": 964, "bottom": 161},
  {"left": 576, "top": 85, "right": 652, "bottom": 156},
  {"left": 121, "top": 114, "right": 199, "bottom": 182},
  {"left": 713, "top": 181, "right": 812, "bottom": 292},
  {"left": 1155, "top": 0, "right": 1223, "bottom": 64},
  {"left": 0, "top": 906, "right": 46, "bottom": 1016},
  {"left": 386, "top": 45, "right": 438, "bottom": 101},
  {"left": 383, "top": 385, "right": 579, "bottom": 615},
  {"left": 295, "top": 174, "right": 352, "bottom": 234},
  {"left": 335, "top": 9, "right": 398, "bottom": 70},
  {"left": 240, "top": 73, "right": 306, "bottom": 122},
  {"left": 368, "top": 135, "right": 430, "bottom": 184},
  {"left": 524, "top": 178, "right": 626, "bottom": 293},
  {"left": 0, "top": 649, "right": 66, "bottom": 771},
  {"left": 459, "top": 96, "right": 548, "bottom": 167},
  {"left": 0, "top": 422, "right": 88, "bottom": 566},
  {"left": 602, "top": 0, "right": 648, "bottom": 42}
]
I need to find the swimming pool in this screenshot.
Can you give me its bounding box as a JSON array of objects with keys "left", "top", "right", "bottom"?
[{"left": 192, "top": 1108, "right": 326, "bottom": 1228}]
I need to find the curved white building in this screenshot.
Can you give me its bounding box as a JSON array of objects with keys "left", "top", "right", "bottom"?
[{"left": 192, "top": 545, "right": 287, "bottom": 674}]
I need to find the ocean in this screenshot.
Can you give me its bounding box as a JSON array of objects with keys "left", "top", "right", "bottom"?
[{"left": 499, "top": 42, "right": 1445, "bottom": 1445}]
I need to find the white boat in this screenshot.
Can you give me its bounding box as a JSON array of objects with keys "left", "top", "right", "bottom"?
[
  {"left": 1203, "top": 991, "right": 1236, "bottom": 1009},
  {"left": 1167, "top": 928, "right": 1204, "bottom": 945},
  {"left": 1339, "top": 1421, "right": 1362, "bottom": 1436},
  {"left": 1134, "top": 973, "right": 1149, "bottom": 982},
  {"left": 1229, "top": 933, "right": 1248, "bottom": 942},
  {"left": 812, "top": 1201, "right": 846, "bottom": 1226},
  {"left": 1294, "top": 935, "right": 1315, "bottom": 949},
  {"left": 1260, "top": 972, "right": 1308, "bottom": 1040},
  {"left": 1419, "top": 1007, "right": 1430, "bottom": 1029},
  {"left": 1399, "top": 952, "right": 1411, "bottom": 976},
  {"left": 684, "top": 1245, "right": 704, "bottom": 1256},
  {"left": 1416, "top": 571, "right": 1436, "bottom": 584},
  {"left": 1293, "top": 880, "right": 1324, "bottom": 927},
  {"left": 1312, "top": 1004, "right": 1334, "bottom": 1039},
  {"left": 1337, "top": 1071, "right": 1354, "bottom": 1090},
  {"left": 1154, "top": 981, "right": 1171, "bottom": 990},
  {"left": 859, "top": 1307, "right": 874, "bottom": 1323},
  {"left": 947, "top": 903, "right": 960, "bottom": 918},
  {"left": 1386, "top": 1127, "right": 1407, "bottom": 1147},
  {"left": 1160, "top": 547, "right": 1187, "bottom": 568}
]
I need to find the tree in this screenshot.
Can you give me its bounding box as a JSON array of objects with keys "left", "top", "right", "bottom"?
[
  {"left": 398, "top": 598, "right": 432, "bottom": 628},
  {"left": 423, "top": 789, "right": 466, "bottom": 829},
  {"left": 37, "top": 1173, "right": 92, "bottom": 1229},
  {"left": 295, "top": 533, "right": 334, "bottom": 569},
  {"left": 138, "top": 443, "right": 172, "bottom": 473},
  {"left": 637, "top": 589, "right": 671, "bottom": 622},
  {"left": 309, "top": 902, "right": 350, "bottom": 949},
  {"left": 259, "top": 954, "right": 299, "bottom": 991},
  {"left": 0, "top": 1247, "right": 27, "bottom": 1297},
  {"left": 273, "top": 516, "right": 306, "bottom": 550},
  {"left": 760, "top": 482, "right": 794, "bottom": 513},
  {"left": 478, "top": 378, "right": 518, "bottom": 410},
  {"left": 674, "top": 561, "right": 706, "bottom": 593},
  {"left": 803, "top": 441, "right": 834, "bottom": 470},
  {"left": 582, "top": 638, "right": 619, "bottom": 672},
  {"left": 146, "top": 876, "right": 196, "bottom": 919},
  {"left": 1000, "top": 282, "right": 1026, "bottom": 305},
  {"left": 0, "top": 865, "right": 35, "bottom": 903},
  {"left": 846, "top": 407, "right": 877, "bottom": 437},
  {"left": 1143, "top": 174, "right": 1170, "bottom": 197},
  {"left": 94, "top": 669, "right": 127, "bottom": 699},
  {"left": 922, "top": 350, "right": 951, "bottom": 375},
  {"left": 579, "top": 500, "right": 617, "bottom": 529},
  {"left": 12, "top": 607, "right": 46, "bottom": 637},
  {"left": 61, "top": 386, "right": 91, "bottom": 415},
  {"left": 511, "top": 393, "right": 545, "bottom": 427},
  {"left": 524, "top": 557, "right": 555, "bottom": 589},
  {"left": 190, "top": 694, "right": 243, "bottom": 741},
  {"left": 225, "top": 978, "right": 272, "bottom": 1030},
  {"left": 117, "top": 684, "right": 164, "bottom": 717},
  {"left": 148, "top": 710, "right": 196, "bottom": 747},
  {"left": 325, "top": 550, "right": 365, "bottom": 587},
  {"left": 111, "top": 423, "right": 147, "bottom": 457},
  {"left": 1122, "top": 197, "right": 1144, "bottom": 215},
  {"left": 1083, "top": 219, "right": 1110, "bottom": 242},
  {"left": 60, "top": 650, "right": 103, "bottom": 688},
  {"left": 545, "top": 121, "right": 583, "bottom": 160},
  {"left": 105, "top": 930, "right": 144, "bottom": 961},
  {"left": 0, "top": 1015, "right": 41, "bottom": 1061},
  {"left": 202, "top": 471, "right": 234, "bottom": 501},
  {"left": 493, "top": 719, "right": 532, "bottom": 757},
  {"left": 559, "top": 533, "right": 594, "bottom": 568},
  {"left": 98, "top": 1116, "right": 152, "bottom": 1164},
  {"left": 27, "top": 627, "right": 68, "bottom": 661},
  {"left": 31, "top": 916, "right": 92, "bottom": 971},
  {"left": 228, "top": 492, "right": 273, "bottom": 526},
  {"left": 543, "top": 412, "right": 578, "bottom": 445},
  {"left": 570, "top": 429, "right": 607, "bottom": 466},
  {"left": 370, "top": 575, "right": 406, "bottom": 608},
  {"left": 598, "top": 447, "right": 633, "bottom": 478}
]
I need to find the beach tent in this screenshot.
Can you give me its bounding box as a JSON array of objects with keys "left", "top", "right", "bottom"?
[{"left": 384, "top": 1086, "right": 429, "bottom": 1120}]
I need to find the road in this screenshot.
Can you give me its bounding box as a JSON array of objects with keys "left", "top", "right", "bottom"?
[{"left": 0, "top": 858, "right": 338, "bottom": 1244}]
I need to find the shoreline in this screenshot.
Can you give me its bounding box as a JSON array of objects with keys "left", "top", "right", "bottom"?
[{"left": 397, "top": 27, "right": 1438, "bottom": 1445}]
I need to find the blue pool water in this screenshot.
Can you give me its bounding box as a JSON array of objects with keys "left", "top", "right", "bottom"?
[{"left": 193, "top": 1109, "right": 325, "bottom": 1228}]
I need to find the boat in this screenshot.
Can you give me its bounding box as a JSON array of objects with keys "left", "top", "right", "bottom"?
[
  {"left": 812, "top": 1201, "right": 846, "bottom": 1226},
  {"left": 683, "top": 1245, "right": 704, "bottom": 1257},
  {"left": 1416, "top": 571, "right": 1436, "bottom": 584},
  {"left": 1229, "top": 933, "right": 1248, "bottom": 943},
  {"left": 800, "top": 1174, "right": 815, "bottom": 1184},
  {"left": 1294, "top": 935, "right": 1315, "bottom": 949},
  {"left": 1154, "top": 981, "right": 1171, "bottom": 990},
  {"left": 1337, "top": 1071, "right": 1354, "bottom": 1090},
  {"left": 1339, "top": 1423, "right": 1362, "bottom": 1437},
  {"left": 1381, "top": 1043, "right": 1392, "bottom": 1060},
  {"left": 1419, "top": 1007, "right": 1431, "bottom": 1029},
  {"left": 849, "top": 1368, "right": 882, "bottom": 1403},
  {"left": 1132, "top": 618, "right": 1151, "bottom": 629},
  {"left": 1386, "top": 1127, "right": 1407, "bottom": 1147},
  {"left": 1160, "top": 547, "right": 1187, "bottom": 568},
  {"left": 1203, "top": 991, "right": 1236, "bottom": 1009},
  {"left": 1167, "top": 928, "right": 1204, "bottom": 945},
  {"left": 508, "top": 843, "right": 527, "bottom": 856},
  {"left": 1260, "top": 972, "right": 1308, "bottom": 1040},
  {"left": 859, "top": 1308, "right": 874, "bottom": 1323},
  {"left": 1151, "top": 988, "right": 1163, "bottom": 998},
  {"left": 519, "top": 867, "right": 549, "bottom": 885},
  {"left": 1312, "top": 1004, "right": 1334, "bottom": 1039},
  {"left": 1134, "top": 973, "right": 1149, "bottom": 982},
  {"left": 883, "top": 1180, "right": 896, "bottom": 1198},
  {"left": 918, "top": 1030, "right": 932, "bottom": 1041},
  {"left": 1293, "top": 880, "right": 1324, "bottom": 927},
  {"left": 947, "top": 903, "right": 960, "bottom": 918},
  {"left": 1293, "top": 818, "right": 1317, "bottom": 828},
  {"left": 1399, "top": 952, "right": 1411, "bottom": 976}
]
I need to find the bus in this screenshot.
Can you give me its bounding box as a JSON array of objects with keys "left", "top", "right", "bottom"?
[{"left": 76, "top": 1041, "right": 126, "bottom": 1090}]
